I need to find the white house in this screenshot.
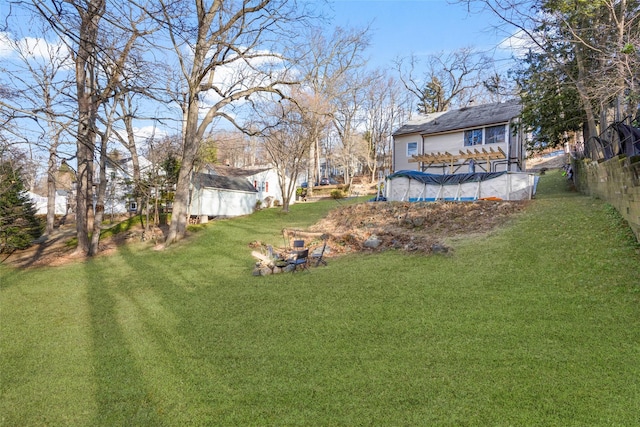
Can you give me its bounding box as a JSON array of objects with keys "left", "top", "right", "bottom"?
[
  {"left": 392, "top": 100, "right": 526, "bottom": 174},
  {"left": 102, "top": 155, "right": 153, "bottom": 214}
]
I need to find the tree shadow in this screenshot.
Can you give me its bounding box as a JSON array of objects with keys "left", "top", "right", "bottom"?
[{"left": 86, "top": 265, "right": 166, "bottom": 425}]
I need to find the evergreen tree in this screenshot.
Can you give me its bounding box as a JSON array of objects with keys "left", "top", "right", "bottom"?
[
  {"left": 0, "top": 162, "right": 43, "bottom": 254},
  {"left": 513, "top": 50, "right": 585, "bottom": 149}
]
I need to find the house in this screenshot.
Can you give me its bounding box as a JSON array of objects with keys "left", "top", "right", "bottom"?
[
  {"left": 388, "top": 100, "right": 537, "bottom": 201},
  {"left": 102, "top": 155, "right": 153, "bottom": 214},
  {"left": 199, "top": 164, "right": 293, "bottom": 207},
  {"left": 392, "top": 100, "right": 526, "bottom": 174}
]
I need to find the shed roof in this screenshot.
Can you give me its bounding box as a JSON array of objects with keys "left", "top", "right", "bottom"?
[
  {"left": 193, "top": 172, "right": 258, "bottom": 193},
  {"left": 203, "top": 164, "right": 271, "bottom": 177},
  {"left": 393, "top": 100, "right": 521, "bottom": 137}
]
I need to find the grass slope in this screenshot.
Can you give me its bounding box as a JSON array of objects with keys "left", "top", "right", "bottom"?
[{"left": 1, "top": 171, "right": 639, "bottom": 426}]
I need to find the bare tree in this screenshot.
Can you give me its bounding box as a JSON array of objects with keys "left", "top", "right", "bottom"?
[
  {"left": 296, "top": 25, "right": 370, "bottom": 195},
  {"left": 362, "top": 70, "right": 412, "bottom": 182},
  {"left": 27, "top": 0, "right": 155, "bottom": 255},
  {"left": 330, "top": 69, "right": 372, "bottom": 189},
  {"left": 258, "top": 95, "right": 314, "bottom": 212},
  {"left": 396, "top": 47, "right": 493, "bottom": 113},
  {"left": 154, "top": 0, "right": 315, "bottom": 245},
  {"left": 0, "top": 22, "right": 74, "bottom": 235}
]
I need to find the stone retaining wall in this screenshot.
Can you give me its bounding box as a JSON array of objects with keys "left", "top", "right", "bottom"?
[{"left": 572, "top": 155, "right": 640, "bottom": 241}]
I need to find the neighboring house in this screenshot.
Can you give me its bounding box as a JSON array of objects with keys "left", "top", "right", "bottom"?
[
  {"left": 392, "top": 100, "right": 526, "bottom": 174},
  {"left": 102, "top": 155, "right": 153, "bottom": 214}
]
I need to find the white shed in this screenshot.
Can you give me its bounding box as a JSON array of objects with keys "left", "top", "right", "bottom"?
[
  {"left": 189, "top": 172, "right": 258, "bottom": 218},
  {"left": 200, "top": 164, "right": 294, "bottom": 208}
]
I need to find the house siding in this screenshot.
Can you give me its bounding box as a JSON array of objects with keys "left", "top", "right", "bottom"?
[
  {"left": 190, "top": 187, "right": 257, "bottom": 218},
  {"left": 393, "top": 134, "right": 422, "bottom": 171},
  {"left": 392, "top": 101, "right": 525, "bottom": 174},
  {"left": 247, "top": 169, "right": 293, "bottom": 207},
  {"left": 420, "top": 127, "right": 512, "bottom": 174}
]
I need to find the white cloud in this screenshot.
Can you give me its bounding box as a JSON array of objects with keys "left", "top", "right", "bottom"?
[
  {"left": 498, "top": 29, "right": 540, "bottom": 57},
  {"left": 0, "top": 31, "right": 72, "bottom": 67}
]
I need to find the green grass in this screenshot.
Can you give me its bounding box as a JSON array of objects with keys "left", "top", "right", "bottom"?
[{"left": 1, "top": 171, "right": 639, "bottom": 426}]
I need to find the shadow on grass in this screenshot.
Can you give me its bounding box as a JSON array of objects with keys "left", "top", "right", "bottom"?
[{"left": 86, "top": 264, "right": 165, "bottom": 425}]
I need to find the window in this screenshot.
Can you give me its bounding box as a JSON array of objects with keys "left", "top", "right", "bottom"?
[
  {"left": 129, "top": 201, "right": 137, "bottom": 212},
  {"left": 407, "top": 142, "right": 418, "bottom": 157},
  {"left": 464, "top": 129, "right": 483, "bottom": 146},
  {"left": 486, "top": 125, "right": 506, "bottom": 144}
]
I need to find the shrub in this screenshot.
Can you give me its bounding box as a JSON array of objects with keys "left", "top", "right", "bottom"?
[{"left": 330, "top": 189, "right": 345, "bottom": 199}]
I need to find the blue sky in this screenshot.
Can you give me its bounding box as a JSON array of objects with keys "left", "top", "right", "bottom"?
[{"left": 326, "top": 0, "right": 514, "bottom": 69}]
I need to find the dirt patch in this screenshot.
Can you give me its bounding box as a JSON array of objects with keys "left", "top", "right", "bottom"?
[
  {"left": 302, "top": 200, "right": 528, "bottom": 256},
  {"left": 2, "top": 223, "right": 166, "bottom": 269}
]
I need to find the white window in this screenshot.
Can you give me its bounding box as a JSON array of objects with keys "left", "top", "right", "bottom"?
[
  {"left": 486, "top": 125, "right": 506, "bottom": 144},
  {"left": 464, "top": 129, "right": 483, "bottom": 146},
  {"left": 407, "top": 142, "right": 418, "bottom": 157}
]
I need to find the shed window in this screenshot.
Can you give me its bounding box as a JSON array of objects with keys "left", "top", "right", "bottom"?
[
  {"left": 407, "top": 142, "right": 418, "bottom": 157},
  {"left": 486, "top": 125, "right": 506, "bottom": 144},
  {"left": 464, "top": 129, "right": 483, "bottom": 146}
]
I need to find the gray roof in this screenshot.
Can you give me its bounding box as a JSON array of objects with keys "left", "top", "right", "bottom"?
[
  {"left": 193, "top": 172, "right": 258, "bottom": 193},
  {"left": 204, "top": 164, "right": 271, "bottom": 177},
  {"left": 393, "top": 100, "right": 522, "bottom": 137}
]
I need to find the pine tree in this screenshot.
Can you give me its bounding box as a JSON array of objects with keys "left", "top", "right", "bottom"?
[{"left": 0, "top": 162, "right": 43, "bottom": 254}]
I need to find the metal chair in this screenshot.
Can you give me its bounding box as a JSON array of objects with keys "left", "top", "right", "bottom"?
[
  {"left": 288, "top": 248, "right": 309, "bottom": 272},
  {"left": 310, "top": 236, "right": 328, "bottom": 267},
  {"left": 292, "top": 239, "right": 305, "bottom": 252}
]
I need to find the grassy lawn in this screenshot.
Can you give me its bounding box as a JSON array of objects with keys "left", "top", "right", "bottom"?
[{"left": 1, "top": 170, "right": 639, "bottom": 426}]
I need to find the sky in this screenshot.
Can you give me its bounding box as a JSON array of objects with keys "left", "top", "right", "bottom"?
[{"left": 326, "top": 0, "right": 516, "bottom": 70}]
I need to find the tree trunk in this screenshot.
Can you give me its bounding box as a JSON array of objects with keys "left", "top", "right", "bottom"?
[
  {"left": 120, "top": 96, "right": 142, "bottom": 212},
  {"left": 90, "top": 130, "right": 109, "bottom": 255},
  {"left": 46, "top": 150, "right": 57, "bottom": 235},
  {"left": 279, "top": 169, "right": 291, "bottom": 212},
  {"left": 165, "top": 101, "right": 200, "bottom": 245},
  {"left": 75, "top": 119, "right": 95, "bottom": 255},
  {"left": 73, "top": 0, "right": 104, "bottom": 256}
]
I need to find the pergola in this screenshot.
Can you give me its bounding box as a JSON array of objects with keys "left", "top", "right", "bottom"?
[{"left": 409, "top": 146, "right": 507, "bottom": 173}]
